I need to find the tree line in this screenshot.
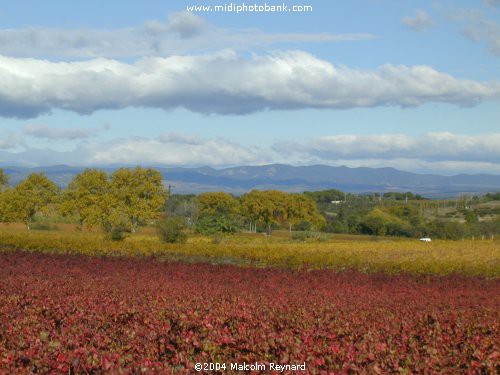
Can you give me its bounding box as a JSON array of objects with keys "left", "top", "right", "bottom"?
[
  {"left": 0, "top": 168, "right": 324, "bottom": 238},
  {"left": 1, "top": 168, "right": 499, "bottom": 241},
  {"left": 305, "top": 189, "right": 500, "bottom": 240}
]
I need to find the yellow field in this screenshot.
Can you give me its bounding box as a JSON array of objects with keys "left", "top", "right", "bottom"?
[{"left": 1, "top": 227, "right": 499, "bottom": 277}]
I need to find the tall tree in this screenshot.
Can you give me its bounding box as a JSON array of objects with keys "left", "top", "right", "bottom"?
[
  {"left": 10, "top": 173, "right": 60, "bottom": 229},
  {"left": 110, "top": 167, "right": 167, "bottom": 232},
  {"left": 240, "top": 190, "right": 287, "bottom": 234},
  {"left": 61, "top": 169, "right": 111, "bottom": 229},
  {"left": 286, "top": 194, "right": 325, "bottom": 231},
  {"left": 197, "top": 192, "right": 239, "bottom": 216},
  {"left": 195, "top": 192, "right": 240, "bottom": 235}
]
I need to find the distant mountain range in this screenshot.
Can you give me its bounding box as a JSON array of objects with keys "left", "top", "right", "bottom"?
[{"left": 2, "top": 164, "right": 500, "bottom": 198}]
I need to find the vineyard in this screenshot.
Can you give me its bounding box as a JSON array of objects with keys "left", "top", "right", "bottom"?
[
  {"left": 0, "top": 229, "right": 499, "bottom": 277},
  {"left": 0, "top": 251, "right": 498, "bottom": 373}
]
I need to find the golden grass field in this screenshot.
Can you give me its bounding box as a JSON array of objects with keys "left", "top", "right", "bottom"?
[{"left": 0, "top": 225, "right": 499, "bottom": 277}]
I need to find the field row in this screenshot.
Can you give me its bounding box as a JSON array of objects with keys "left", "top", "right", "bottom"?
[
  {"left": 0, "top": 229, "right": 499, "bottom": 277},
  {"left": 0, "top": 251, "right": 498, "bottom": 373}
]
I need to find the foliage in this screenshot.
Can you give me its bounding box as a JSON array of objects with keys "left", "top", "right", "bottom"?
[
  {"left": 0, "top": 252, "right": 498, "bottom": 373},
  {"left": 484, "top": 191, "right": 500, "bottom": 201},
  {"left": 167, "top": 194, "right": 197, "bottom": 225},
  {"left": 425, "top": 220, "right": 470, "bottom": 240},
  {"left": 1, "top": 169, "right": 500, "bottom": 241},
  {"left": 463, "top": 209, "right": 479, "bottom": 225},
  {"left": 9, "top": 173, "right": 60, "bottom": 229},
  {"left": 157, "top": 217, "right": 187, "bottom": 244},
  {"left": 196, "top": 192, "right": 239, "bottom": 216},
  {"left": 383, "top": 191, "right": 426, "bottom": 200},
  {"left": 240, "top": 190, "right": 324, "bottom": 233},
  {"left": 60, "top": 168, "right": 167, "bottom": 234},
  {"left": 304, "top": 188, "right": 349, "bottom": 204},
  {"left": 30, "top": 222, "right": 60, "bottom": 231},
  {"left": 0, "top": 168, "right": 8, "bottom": 191},
  {"left": 60, "top": 169, "right": 111, "bottom": 229},
  {"left": 360, "top": 208, "right": 414, "bottom": 237},
  {"left": 294, "top": 220, "right": 312, "bottom": 231},
  {"left": 0, "top": 230, "right": 499, "bottom": 277},
  {"left": 195, "top": 213, "right": 239, "bottom": 235},
  {"left": 110, "top": 167, "right": 167, "bottom": 232},
  {"left": 105, "top": 225, "right": 128, "bottom": 242}
]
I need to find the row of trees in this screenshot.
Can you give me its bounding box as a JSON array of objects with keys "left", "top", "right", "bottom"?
[
  {"left": 195, "top": 190, "right": 325, "bottom": 235},
  {"left": 0, "top": 168, "right": 166, "bottom": 233},
  {"left": 306, "top": 189, "right": 500, "bottom": 240},
  {"left": 1, "top": 168, "right": 499, "bottom": 240},
  {"left": 0, "top": 168, "right": 325, "bottom": 236}
]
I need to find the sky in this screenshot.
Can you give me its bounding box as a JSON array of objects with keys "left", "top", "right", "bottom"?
[{"left": 0, "top": 0, "right": 499, "bottom": 175}]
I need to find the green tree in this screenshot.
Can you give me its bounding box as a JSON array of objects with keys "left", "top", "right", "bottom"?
[
  {"left": 60, "top": 169, "right": 111, "bottom": 229},
  {"left": 240, "top": 190, "right": 324, "bottom": 234},
  {"left": 463, "top": 209, "right": 479, "bottom": 225},
  {"left": 195, "top": 192, "right": 241, "bottom": 235},
  {"left": 286, "top": 194, "right": 325, "bottom": 231},
  {"left": 10, "top": 173, "right": 60, "bottom": 229},
  {"left": 0, "top": 188, "right": 15, "bottom": 223},
  {"left": 157, "top": 217, "right": 188, "bottom": 243},
  {"left": 240, "top": 190, "right": 281, "bottom": 233},
  {"left": 197, "top": 192, "right": 239, "bottom": 216},
  {"left": 0, "top": 169, "right": 8, "bottom": 192},
  {"left": 195, "top": 213, "right": 239, "bottom": 235},
  {"left": 110, "top": 167, "right": 167, "bottom": 232},
  {"left": 360, "top": 208, "right": 412, "bottom": 237}
]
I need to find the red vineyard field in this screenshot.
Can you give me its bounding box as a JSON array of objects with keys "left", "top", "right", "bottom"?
[{"left": 0, "top": 252, "right": 498, "bottom": 374}]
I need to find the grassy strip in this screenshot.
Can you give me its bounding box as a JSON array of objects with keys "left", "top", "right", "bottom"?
[{"left": 0, "top": 229, "right": 499, "bottom": 277}]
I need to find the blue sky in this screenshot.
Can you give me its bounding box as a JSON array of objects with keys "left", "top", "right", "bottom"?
[{"left": 0, "top": 0, "right": 499, "bottom": 174}]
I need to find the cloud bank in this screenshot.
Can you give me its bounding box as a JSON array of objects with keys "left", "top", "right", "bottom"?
[
  {"left": 1, "top": 132, "right": 500, "bottom": 174},
  {"left": 0, "top": 12, "right": 375, "bottom": 58},
  {"left": 278, "top": 133, "right": 500, "bottom": 164},
  {"left": 1, "top": 51, "right": 499, "bottom": 119}
]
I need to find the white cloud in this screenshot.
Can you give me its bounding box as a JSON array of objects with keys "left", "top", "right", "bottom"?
[
  {"left": 23, "top": 124, "right": 109, "bottom": 140},
  {"left": 0, "top": 51, "right": 499, "bottom": 119},
  {"left": 483, "top": 0, "right": 500, "bottom": 7},
  {"left": 0, "top": 12, "right": 375, "bottom": 58},
  {"left": 0, "top": 133, "right": 23, "bottom": 150},
  {"left": 86, "top": 136, "right": 269, "bottom": 166},
  {"left": 304, "top": 158, "right": 500, "bottom": 175},
  {"left": 1, "top": 132, "right": 500, "bottom": 175},
  {"left": 274, "top": 132, "right": 500, "bottom": 164},
  {"left": 402, "top": 10, "right": 434, "bottom": 31},
  {"left": 463, "top": 17, "right": 500, "bottom": 56},
  {"left": 451, "top": 8, "right": 500, "bottom": 56}
]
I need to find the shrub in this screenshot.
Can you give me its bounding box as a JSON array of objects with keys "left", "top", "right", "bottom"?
[
  {"left": 105, "top": 225, "right": 128, "bottom": 241},
  {"left": 30, "top": 222, "right": 59, "bottom": 231},
  {"left": 195, "top": 213, "right": 239, "bottom": 235},
  {"left": 157, "top": 217, "right": 187, "bottom": 244},
  {"left": 291, "top": 231, "right": 310, "bottom": 242},
  {"left": 294, "top": 220, "right": 312, "bottom": 231}
]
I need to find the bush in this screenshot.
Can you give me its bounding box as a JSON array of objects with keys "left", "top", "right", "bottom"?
[
  {"left": 294, "top": 221, "right": 312, "bottom": 231},
  {"left": 195, "top": 213, "right": 239, "bottom": 235},
  {"left": 30, "top": 222, "right": 59, "bottom": 231},
  {"left": 157, "top": 217, "right": 188, "bottom": 244},
  {"left": 291, "top": 231, "right": 310, "bottom": 242},
  {"left": 425, "top": 220, "right": 469, "bottom": 240},
  {"left": 291, "top": 231, "right": 328, "bottom": 242},
  {"left": 105, "top": 225, "right": 128, "bottom": 241}
]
